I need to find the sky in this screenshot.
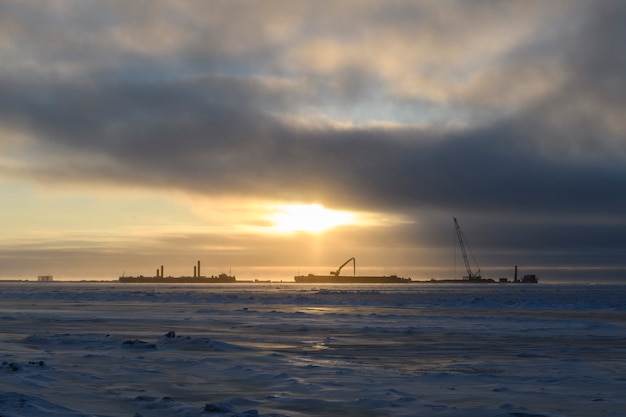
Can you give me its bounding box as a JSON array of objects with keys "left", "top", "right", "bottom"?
[{"left": 1, "top": 0, "right": 625, "bottom": 282}]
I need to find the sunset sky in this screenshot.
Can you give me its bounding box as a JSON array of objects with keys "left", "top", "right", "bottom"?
[{"left": 1, "top": 1, "right": 625, "bottom": 282}]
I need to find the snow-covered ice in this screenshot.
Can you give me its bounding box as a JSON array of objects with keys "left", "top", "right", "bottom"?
[{"left": 1, "top": 282, "right": 625, "bottom": 416}]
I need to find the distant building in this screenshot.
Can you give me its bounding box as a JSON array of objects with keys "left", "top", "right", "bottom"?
[
  {"left": 37, "top": 275, "right": 53, "bottom": 281},
  {"left": 522, "top": 274, "right": 538, "bottom": 283}
]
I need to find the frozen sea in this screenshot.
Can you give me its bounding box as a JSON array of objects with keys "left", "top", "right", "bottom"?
[{"left": 1, "top": 282, "right": 625, "bottom": 417}]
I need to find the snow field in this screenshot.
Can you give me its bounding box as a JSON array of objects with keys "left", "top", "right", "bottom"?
[{"left": 1, "top": 282, "right": 625, "bottom": 416}]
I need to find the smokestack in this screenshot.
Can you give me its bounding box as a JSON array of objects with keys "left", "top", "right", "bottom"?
[
  {"left": 197, "top": 261, "right": 201, "bottom": 277},
  {"left": 156, "top": 268, "right": 159, "bottom": 278},
  {"left": 194, "top": 266, "right": 197, "bottom": 278},
  {"left": 161, "top": 265, "right": 164, "bottom": 278},
  {"left": 514, "top": 265, "right": 518, "bottom": 282}
]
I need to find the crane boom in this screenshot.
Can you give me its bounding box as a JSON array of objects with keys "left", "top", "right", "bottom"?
[
  {"left": 454, "top": 218, "right": 481, "bottom": 280},
  {"left": 331, "top": 257, "right": 356, "bottom": 276}
]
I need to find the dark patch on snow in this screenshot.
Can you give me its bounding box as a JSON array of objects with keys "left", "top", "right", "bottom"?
[
  {"left": 203, "top": 402, "right": 287, "bottom": 417},
  {"left": 204, "top": 402, "right": 237, "bottom": 413},
  {"left": 2, "top": 360, "right": 48, "bottom": 373},
  {"left": 156, "top": 332, "right": 249, "bottom": 352},
  {"left": 508, "top": 414, "right": 549, "bottom": 417},
  {"left": 3, "top": 361, "right": 23, "bottom": 372},
  {"left": 122, "top": 339, "right": 157, "bottom": 349}
]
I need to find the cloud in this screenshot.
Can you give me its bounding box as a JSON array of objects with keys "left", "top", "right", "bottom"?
[
  {"left": 1, "top": 0, "right": 626, "bottom": 256},
  {"left": 3, "top": 68, "right": 625, "bottom": 218}
]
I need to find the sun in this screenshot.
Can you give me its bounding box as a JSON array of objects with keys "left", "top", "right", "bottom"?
[{"left": 269, "top": 203, "right": 355, "bottom": 233}]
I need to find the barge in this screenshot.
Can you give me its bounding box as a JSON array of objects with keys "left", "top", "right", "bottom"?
[{"left": 293, "top": 257, "right": 411, "bottom": 284}]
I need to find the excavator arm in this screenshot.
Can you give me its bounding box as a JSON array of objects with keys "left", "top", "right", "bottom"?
[{"left": 331, "top": 257, "right": 356, "bottom": 276}]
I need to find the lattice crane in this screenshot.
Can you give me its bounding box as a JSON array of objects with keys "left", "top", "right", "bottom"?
[{"left": 454, "top": 218, "right": 481, "bottom": 280}]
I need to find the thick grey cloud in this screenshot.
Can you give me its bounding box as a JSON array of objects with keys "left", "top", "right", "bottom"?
[{"left": 2, "top": 71, "right": 625, "bottom": 217}]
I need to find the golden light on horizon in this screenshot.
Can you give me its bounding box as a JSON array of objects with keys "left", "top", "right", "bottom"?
[{"left": 268, "top": 203, "right": 355, "bottom": 234}]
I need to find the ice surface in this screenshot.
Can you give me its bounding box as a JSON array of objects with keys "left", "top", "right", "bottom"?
[{"left": 1, "top": 282, "right": 625, "bottom": 416}]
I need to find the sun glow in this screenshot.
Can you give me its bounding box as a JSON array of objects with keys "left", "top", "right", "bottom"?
[{"left": 269, "top": 204, "right": 355, "bottom": 233}]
